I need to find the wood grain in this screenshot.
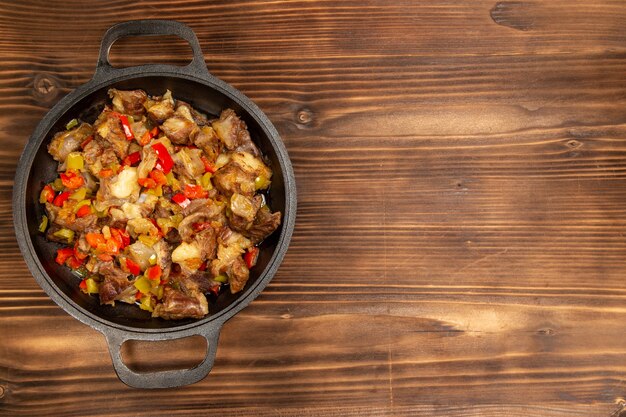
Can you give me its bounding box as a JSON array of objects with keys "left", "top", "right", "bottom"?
[{"left": 3, "top": 0, "right": 626, "bottom": 416}]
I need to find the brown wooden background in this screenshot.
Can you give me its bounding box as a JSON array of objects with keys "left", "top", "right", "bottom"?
[{"left": 3, "top": 1, "right": 626, "bottom": 416}]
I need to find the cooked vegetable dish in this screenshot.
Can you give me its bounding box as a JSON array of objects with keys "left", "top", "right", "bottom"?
[{"left": 39, "top": 88, "right": 281, "bottom": 320}]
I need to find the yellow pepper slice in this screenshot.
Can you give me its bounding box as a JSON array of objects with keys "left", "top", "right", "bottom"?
[{"left": 66, "top": 152, "right": 84, "bottom": 170}]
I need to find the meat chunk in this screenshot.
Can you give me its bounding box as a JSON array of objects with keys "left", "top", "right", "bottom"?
[
  {"left": 94, "top": 110, "right": 130, "bottom": 159},
  {"left": 108, "top": 88, "right": 147, "bottom": 116},
  {"left": 228, "top": 256, "right": 250, "bottom": 293},
  {"left": 176, "top": 100, "right": 209, "bottom": 126},
  {"left": 212, "top": 161, "right": 256, "bottom": 197},
  {"left": 210, "top": 227, "right": 252, "bottom": 279},
  {"left": 153, "top": 239, "right": 173, "bottom": 280},
  {"left": 211, "top": 109, "right": 259, "bottom": 155},
  {"left": 161, "top": 116, "right": 198, "bottom": 145},
  {"left": 146, "top": 90, "right": 175, "bottom": 123},
  {"left": 177, "top": 200, "right": 224, "bottom": 241},
  {"left": 137, "top": 146, "right": 157, "bottom": 178},
  {"left": 192, "top": 125, "right": 221, "bottom": 161},
  {"left": 152, "top": 287, "right": 208, "bottom": 320},
  {"left": 229, "top": 203, "right": 282, "bottom": 244},
  {"left": 195, "top": 227, "right": 217, "bottom": 260},
  {"left": 172, "top": 147, "right": 205, "bottom": 178},
  {"left": 98, "top": 262, "right": 132, "bottom": 305},
  {"left": 47, "top": 123, "right": 93, "bottom": 163}
]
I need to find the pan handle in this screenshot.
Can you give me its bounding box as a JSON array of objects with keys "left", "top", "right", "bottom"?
[
  {"left": 94, "top": 19, "right": 210, "bottom": 80},
  {"left": 104, "top": 326, "right": 221, "bottom": 389}
]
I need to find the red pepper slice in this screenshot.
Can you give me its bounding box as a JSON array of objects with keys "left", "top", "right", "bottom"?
[
  {"left": 171, "top": 193, "right": 191, "bottom": 208},
  {"left": 135, "top": 291, "right": 143, "bottom": 301},
  {"left": 200, "top": 156, "right": 217, "bottom": 173},
  {"left": 139, "top": 126, "right": 160, "bottom": 146},
  {"left": 138, "top": 177, "right": 157, "bottom": 189},
  {"left": 73, "top": 242, "right": 89, "bottom": 261},
  {"left": 79, "top": 279, "right": 87, "bottom": 290},
  {"left": 151, "top": 142, "right": 174, "bottom": 173},
  {"left": 55, "top": 248, "right": 75, "bottom": 265},
  {"left": 111, "top": 112, "right": 134, "bottom": 141},
  {"left": 183, "top": 184, "right": 208, "bottom": 200},
  {"left": 123, "top": 151, "right": 142, "bottom": 166},
  {"left": 110, "top": 227, "right": 130, "bottom": 249},
  {"left": 40, "top": 185, "right": 56, "bottom": 203},
  {"left": 85, "top": 232, "right": 106, "bottom": 248},
  {"left": 98, "top": 253, "right": 113, "bottom": 262},
  {"left": 244, "top": 247, "right": 260, "bottom": 269},
  {"left": 146, "top": 265, "right": 162, "bottom": 281},
  {"left": 98, "top": 168, "right": 115, "bottom": 178},
  {"left": 80, "top": 135, "right": 94, "bottom": 149},
  {"left": 208, "top": 282, "right": 221, "bottom": 296},
  {"left": 149, "top": 169, "right": 168, "bottom": 186},
  {"left": 66, "top": 256, "right": 84, "bottom": 269},
  {"left": 60, "top": 171, "right": 85, "bottom": 189},
  {"left": 126, "top": 258, "right": 141, "bottom": 276},
  {"left": 75, "top": 204, "right": 92, "bottom": 218},
  {"left": 118, "top": 228, "right": 131, "bottom": 248},
  {"left": 52, "top": 191, "right": 71, "bottom": 207}
]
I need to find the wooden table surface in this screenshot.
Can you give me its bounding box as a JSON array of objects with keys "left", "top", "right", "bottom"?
[{"left": 3, "top": 1, "right": 626, "bottom": 416}]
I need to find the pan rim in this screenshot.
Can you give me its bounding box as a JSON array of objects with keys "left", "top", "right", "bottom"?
[{"left": 13, "top": 67, "right": 296, "bottom": 336}]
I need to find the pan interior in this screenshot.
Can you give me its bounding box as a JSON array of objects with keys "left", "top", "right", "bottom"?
[{"left": 24, "top": 76, "right": 286, "bottom": 330}]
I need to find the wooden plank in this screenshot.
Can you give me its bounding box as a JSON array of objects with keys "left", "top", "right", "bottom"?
[{"left": 2, "top": 1, "right": 626, "bottom": 416}]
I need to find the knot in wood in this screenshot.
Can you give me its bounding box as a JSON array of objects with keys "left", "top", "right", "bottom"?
[
  {"left": 296, "top": 108, "right": 313, "bottom": 125},
  {"left": 0, "top": 385, "right": 5, "bottom": 400},
  {"left": 566, "top": 139, "right": 582, "bottom": 149},
  {"left": 32, "top": 73, "right": 61, "bottom": 104}
]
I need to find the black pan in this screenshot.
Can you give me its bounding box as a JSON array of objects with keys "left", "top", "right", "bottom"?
[{"left": 13, "top": 20, "right": 296, "bottom": 389}]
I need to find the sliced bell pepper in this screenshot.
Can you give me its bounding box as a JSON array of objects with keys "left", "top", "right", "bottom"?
[
  {"left": 53, "top": 228, "right": 75, "bottom": 244},
  {"left": 134, "top": 276, "right": 153, "bottom": 294},
  {"left": 69, "top": 188, "right": 87, "bottom": 201},
  {"left": 85, "top": 232, "right": 106, "bottom": 248},
  {"left": 126, "top": 258, "right": 141, "bottom": 276},
  {"left": 73, "top": 242, "right": 89, "bottom": 261},
  {"left": 111, "top": 112, "right": 134, "bottom": 141},
  {"left": 65, "top": 118, "right": 79, "bottom": 130},
  {"left": 39, "top": 185, "right": 55, "bottom": 204},
  {"left": 151, "top": 142, "right": 174, "bottom": 173},
  {"left": 55, "top": 248, "right": 75, "bottom": 265},
  {"left": 66, "top": 256, "right": 84, "bottom": 269},
  {"left": 139, "top": 126, "right": 159, "bottom": 146},
  {"left": 146, "top": 265, "right": 162, "bottom": 281},
  {"left": 183, "top": 184, "right": 208, "bottom": 200},
  {"left": 80, "top": 135, "right": 93, "bottom": 149},
  {"left": 200, "top": 172, "right": 213, "bottom": 190},
  {"left": 75, "top": 204, "right": 92, "bottom": 218},
  {"left": 200, "top": 156, "right": 217, "bottom": 173},
  {"left": 66, "top": 152, "right": 84, "bottom": 170},
  {"left": 244, "top": 247, "right": 260, "bottom": 269},
  {"left": 60, "top": 171, "right": 84, "bottom": 189},
  {"left": 123, "top": 151, "right": 142, "bottom": 167},
  {"left": 82, "top": 278, "right": 99, "bottom": 294},
  {"left": 97, "top": 253, "right": 113, "bottom": 262},
  {"left": 110, "top": 227, "right": 130, "bottom": 250},
  {"left": 138, "top": 177, "right": 157, "bottom": 189},
  {"left": 171, "top": 193, "right": 191, "bottom": 208},
  {"left": 38, "top": 215, "right": 48, "bottom": 233},
  {"left": 52, "top": 191, "right": 71, "bottom": 207},
  {"left": 149, "top": 169, "right": 168, "bottom": 186},
  {"left": 213, "top": 274, "right": 228, "bottom": 283}
]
